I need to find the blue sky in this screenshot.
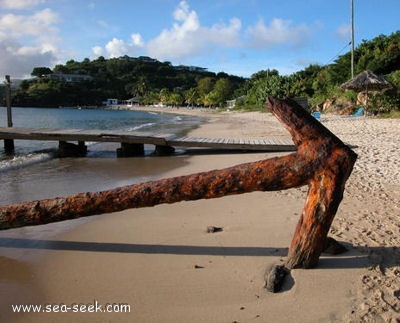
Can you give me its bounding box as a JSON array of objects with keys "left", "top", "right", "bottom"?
[{"left": 1, "top": 0, "right": 399, "bottom": 78}]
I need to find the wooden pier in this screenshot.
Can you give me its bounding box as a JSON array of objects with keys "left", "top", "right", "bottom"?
[{"left": 0, "top": 127, "right": 295, "bottom": 157}]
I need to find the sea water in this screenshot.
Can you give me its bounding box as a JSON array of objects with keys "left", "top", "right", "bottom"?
[{"left": 0, "top": 107, "right": 203, "bottom": 206}]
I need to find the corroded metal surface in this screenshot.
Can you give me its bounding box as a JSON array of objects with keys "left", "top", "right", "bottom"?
[
  {"left": 0, "top": 154, "right": 307, "bottom": 228},
  {"left": 0, "top": 97, "right": 357, "bottom": 280},
  {"left": 267, "top": 98, "right": 357, "bottom": 269}
]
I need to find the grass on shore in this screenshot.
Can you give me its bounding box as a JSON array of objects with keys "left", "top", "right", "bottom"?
[{"left": 379, "top": 110, "right": 400, "bottom": 118}]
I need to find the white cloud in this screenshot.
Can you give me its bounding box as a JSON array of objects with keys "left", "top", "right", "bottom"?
[
  {"left": 92, "top": 45, "right": 104, "bottom": 57},
  {"left": 335, "top": 23, "right": 350, "bottom": 41},
  {"left": 0, "top": 7, "right": 60, "bottom": 78},
  {"left": 93, "top": 1, "right": 241, "bottom": 61},
  {"left": 131, "top": 33, "right": 144, "bottom": 47},
  {"left": 0, "top": 0, "right": 46, "bottom": 10},
  {"left": 96, "top": 20, "right": 109, "bottom": 28},
  {"left": 0, "top": 9, "right": 59, "bottom": 40},
  {"left": 173, "top": 0, "right": 192, "bottom": 21},
  {"left": 246, "top": 18, "right": 312, "bottom": 49},
  {"left": 146, "top": 1, "right": 201, "bottom": 59},
  {"left": 93, "top": 34, "right": 144, "bottom": 58},
  {"left": 92, "top": 2, "right": 315, "bottom": 68},
  {"left": 105, "top": 38, "right": 129, "bottom": 57},
  {"left": 0, "top": 40, "right": 56, "bottom": 77},
  {"left": 206, "top": 17, "right": 241, "bottom": 47},
  {"left": 146, "top": 1, "right": 241, "bottom": 60}
]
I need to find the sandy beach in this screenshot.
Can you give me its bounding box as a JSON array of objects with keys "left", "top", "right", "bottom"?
[{"left": 0, "top": 107, "right": 399, "bottom": 322}]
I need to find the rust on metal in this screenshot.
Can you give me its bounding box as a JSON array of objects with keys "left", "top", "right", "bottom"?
[
  {"left": 0, "top": 97, "right": 357, "bottom": 289},
  {"left": 0, "top": 154, "right": 307, "bottom": 227}
]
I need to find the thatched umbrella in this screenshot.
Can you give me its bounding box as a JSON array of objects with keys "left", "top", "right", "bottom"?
[{"left": 340, "top": 70, "right": 392, "bottom": 113}]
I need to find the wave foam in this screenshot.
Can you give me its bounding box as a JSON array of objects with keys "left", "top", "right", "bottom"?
[
  {"left": 126, "top": 123, "right": 156, "bottom": 131},
  {"left": 0, "top": 152, "right": 54, "bottom": 173}
]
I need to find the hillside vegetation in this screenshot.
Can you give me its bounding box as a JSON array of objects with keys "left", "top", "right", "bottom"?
[
  {"left": 8, "top": 56, "right": 245, "bottom": 108},
  {"left": 237, "top": 30, "right": 400, "bottom": 114},
  {"left": 4, "top": 31, "right": 400, "bottom": 114}
]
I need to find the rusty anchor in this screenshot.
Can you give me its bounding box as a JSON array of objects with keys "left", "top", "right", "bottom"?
[{"left": 0, "top": 97, "right": 357, "bottom": 292}]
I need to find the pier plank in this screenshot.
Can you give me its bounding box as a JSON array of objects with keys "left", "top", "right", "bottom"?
[{"left": 0, "top": 127, "right": 296, "bottom": 152}]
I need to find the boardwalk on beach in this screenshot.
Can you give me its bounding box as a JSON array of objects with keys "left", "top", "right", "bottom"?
[{"left": 0, "top": 127, "right": 296, "bottom": 156}]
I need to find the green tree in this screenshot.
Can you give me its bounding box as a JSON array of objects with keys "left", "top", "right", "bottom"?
[
  {"left": 197, "top": 77, "right": 214, "bottom": 96},
  {"left": 246, "top": 75, "right": 290, "bottom": 109},
  {"left": 288, "top": 64, "right": 323, "bottom": 98},
  {"left": 184, "top": 88, "right": 199, "bottom": 107},
  {"left": 133, "top": 77, "right": 148, "bottom": 97},
  {"left": 202, "top": 92, "right": 216, "bottom": 107},
  {"left": 142, "top": 91, "right": 159, "bottom": 105},
  {"left": 250, "top": 69, "right": 279, "bottom": 82},
  {"left": 210, "top": 78, "right": 233, "bottom": 106},
  {"left": 159, "top": 88, "right": 170, "bottom": 105},
  {"left": 31, "top": 67, "right": 52, "bottom": 77},
  {"left": 169, "top": 92, "right": 183, "bottom": 107}
]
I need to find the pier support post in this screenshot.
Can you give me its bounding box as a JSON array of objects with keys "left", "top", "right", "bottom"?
[
  {"left": 153, "top": 145, "right": 175, "bottom": 156},
  {"left": 5, "top": 75, "right": 13, "bottom": 128},
  {"left": 3, "top": 75, "right": 14, "bottom": 154},
  {"left": 116, "top": 143, "right": 144, "bottom": 157},
  {"left": 58, "top": 141, "right": 87, "bottom": 157},
  {"left": 3, "top": 139, "right": 14, "bottom": 154}
]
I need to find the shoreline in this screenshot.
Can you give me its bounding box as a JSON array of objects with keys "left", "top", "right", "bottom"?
[{"left": 0, "top": 110, "right": 399, "bottom": 322}]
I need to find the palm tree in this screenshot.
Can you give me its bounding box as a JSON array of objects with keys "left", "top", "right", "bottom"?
[
  {"left": 134, "top": 77, "right": 148, "bottom": 97},
  {"left": 184, "top": 88, "right": 198, "bottom": 107},
  {"left": 159, "top": 88, "right": 170, "bottom": 105}
]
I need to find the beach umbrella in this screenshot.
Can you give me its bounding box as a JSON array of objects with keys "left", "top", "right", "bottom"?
[
  {"left": 340, "top": 70, "right": 392, "bottom": 113},
  {"left": 340, "top": 70, "right": 392, "bottom": 92}
]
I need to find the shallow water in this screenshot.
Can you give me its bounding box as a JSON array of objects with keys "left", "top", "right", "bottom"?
[{"left": 0, "top": 107, "right": 203, "bottom": 205}]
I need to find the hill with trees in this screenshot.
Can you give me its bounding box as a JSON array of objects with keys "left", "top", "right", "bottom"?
[
  {"left": 236, "top": 30, "right": 400, "bottom": 114},
  {"left": 3, "top": 30, "right": 400, "bottom": 114},
  {"left": 9, "top": 56, "right": 245, "bottom": 108}
]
